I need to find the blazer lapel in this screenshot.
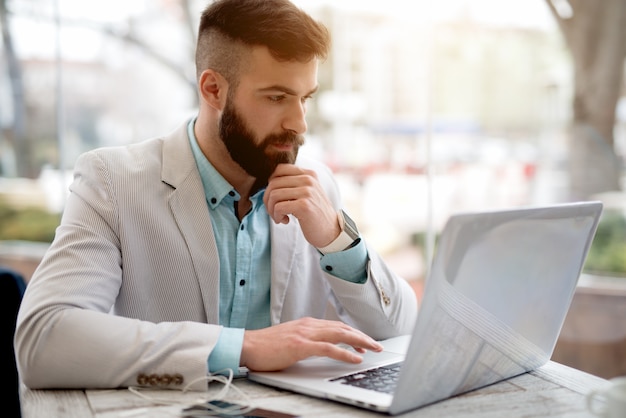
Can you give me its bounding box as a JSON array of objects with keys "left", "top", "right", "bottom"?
[
  {"left": 162, "top": 123, "right": 221, "bottom": 324},
  {"left": 269, "top": 218, "right": 300, "bottom": 324}
]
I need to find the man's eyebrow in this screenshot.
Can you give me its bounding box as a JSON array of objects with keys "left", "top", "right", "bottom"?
[{"left": 258, "top": 85, "right": 319, "bottom": 96}]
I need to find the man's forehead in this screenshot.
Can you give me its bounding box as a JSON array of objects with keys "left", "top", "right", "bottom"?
[{"left": 238, "top": 46, "right": 319, "bottom": 93}]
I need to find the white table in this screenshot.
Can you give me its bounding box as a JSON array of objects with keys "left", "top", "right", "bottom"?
[{"left": 20, "top": 361, "right": 608, "bottom": 417}]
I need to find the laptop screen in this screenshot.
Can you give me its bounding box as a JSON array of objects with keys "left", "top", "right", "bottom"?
[{"left": 390, "top": 201, "right": 602, "bottom": 414}]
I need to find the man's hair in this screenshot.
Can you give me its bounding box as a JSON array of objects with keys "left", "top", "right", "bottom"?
[{"left": 195, "top": 0, "right": 330, "bottom": 86}]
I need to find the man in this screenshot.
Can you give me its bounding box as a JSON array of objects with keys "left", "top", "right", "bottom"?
[{"left": 15, "top": 0, "right": 417, "bottom": 391}]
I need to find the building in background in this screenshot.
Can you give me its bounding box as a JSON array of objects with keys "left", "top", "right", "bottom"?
[{"left": 0, "top": 0, "right": 605, "bottom": 275}]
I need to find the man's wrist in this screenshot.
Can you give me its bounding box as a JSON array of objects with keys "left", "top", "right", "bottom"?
[{"left": 317, "top": 210, "right": 360, "bottom": 255}]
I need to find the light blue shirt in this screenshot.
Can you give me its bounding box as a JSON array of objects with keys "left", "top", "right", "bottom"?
[{"left": 186, "top": 119, "right": 368, "bottom": 375}]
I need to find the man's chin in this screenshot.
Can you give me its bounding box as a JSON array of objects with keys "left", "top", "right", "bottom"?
[{"left": 266, "top": 149, "right": 298, "bottom": 165}]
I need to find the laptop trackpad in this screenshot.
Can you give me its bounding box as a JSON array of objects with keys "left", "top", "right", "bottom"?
[{"left": 279, "top": 346, "right": 405, "bottom": 380}]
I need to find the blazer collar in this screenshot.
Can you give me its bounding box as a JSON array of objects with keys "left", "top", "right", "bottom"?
[
  {"left": 162, "top": 121, "right": 221, "bottom": 323},
  {"left": 161, "top": 121, "right": 197, "bottom": 188}
]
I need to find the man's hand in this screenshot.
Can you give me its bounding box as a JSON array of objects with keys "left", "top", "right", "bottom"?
[
  {"left": 263, "top": 164, "right": 340, "bottom": 248},
  {"left": 240, "top": 317, "right": 383, "bottom": 372}
]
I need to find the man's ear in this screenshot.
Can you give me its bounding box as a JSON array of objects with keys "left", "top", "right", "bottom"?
[{"left": 198, "top": 69, "right": 228, "bottom": 111}]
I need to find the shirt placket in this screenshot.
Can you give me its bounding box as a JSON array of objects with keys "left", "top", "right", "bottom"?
[{"left": 230, "top": 217, "right": 252, "bottom": 328}]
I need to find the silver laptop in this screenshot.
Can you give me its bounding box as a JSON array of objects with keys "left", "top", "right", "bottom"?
[{"left": 247, "top": 201, "right": 603, "bottom": 415}]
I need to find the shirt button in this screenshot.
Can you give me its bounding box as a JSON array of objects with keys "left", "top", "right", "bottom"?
[
  {"left": 240, "top": 224, "right": 244, "bottom": 231},
  {"left": 239, "top": 280, "right": 246, "bottom": 286},
  {"left": 210, "top": 197, "right": 217, "bottom": 204},
  {"left": 229, "top": 191, "right": 235, "bottom": 197},
  {"left": 325, "top": 265, "right": 333, "bottom": 272}
]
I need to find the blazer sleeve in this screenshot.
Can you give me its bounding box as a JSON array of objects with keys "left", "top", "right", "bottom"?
[{"left": 15, "top": 146, "right": 221, "bottom": 391}]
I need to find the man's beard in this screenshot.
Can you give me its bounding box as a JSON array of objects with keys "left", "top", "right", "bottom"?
[{"left": 219, "top": 99, "right": 305, "bottom": 189}]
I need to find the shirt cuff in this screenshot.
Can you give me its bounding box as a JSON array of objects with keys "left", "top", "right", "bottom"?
[
  {"left": 208, "top": 327, "right": 245, "bottom": 376},
  {"left": 319, "top": 238, "right": 368, "bottom": 283}
]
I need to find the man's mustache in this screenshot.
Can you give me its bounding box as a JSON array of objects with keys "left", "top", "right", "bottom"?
[{"left": 264, "top": 132, "right": 305, "bottom": 148}]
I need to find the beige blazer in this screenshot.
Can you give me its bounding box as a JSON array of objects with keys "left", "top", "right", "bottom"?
[{"left": 15, "top": 122, "right": 417, "bottom": 391}]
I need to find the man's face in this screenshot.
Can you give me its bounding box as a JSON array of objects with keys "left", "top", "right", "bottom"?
[
  {"left": 219, "top": 96, "right": 304, "bottom": 186},
  {"left": 217, "top": 45, "right": 319, "bottom": 187}
]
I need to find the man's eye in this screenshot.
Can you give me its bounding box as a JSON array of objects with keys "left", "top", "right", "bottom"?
[{"left": 268, "top": 95, "right": 286, "bottom": 102}]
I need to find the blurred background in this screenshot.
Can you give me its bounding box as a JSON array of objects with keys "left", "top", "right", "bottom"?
[{"left": 1, "top": 0, "right": 625, "bottom": 378}]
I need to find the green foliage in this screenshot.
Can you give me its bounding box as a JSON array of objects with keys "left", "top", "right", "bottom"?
[
  {"left": 584, "top": 210, "right": 626, "bottom": 276},
  {"left": 0, "top": 199, "right": 61, "bottom": 242}
]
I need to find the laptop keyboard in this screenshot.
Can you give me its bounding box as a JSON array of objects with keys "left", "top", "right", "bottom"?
[{"left": 330, "top": 362, "right": 403, "bottom": 394}]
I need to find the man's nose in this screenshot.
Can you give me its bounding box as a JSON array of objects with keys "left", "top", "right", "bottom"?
[{"left": 282, "top": 102, "right": 307, "bottom": 135}]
